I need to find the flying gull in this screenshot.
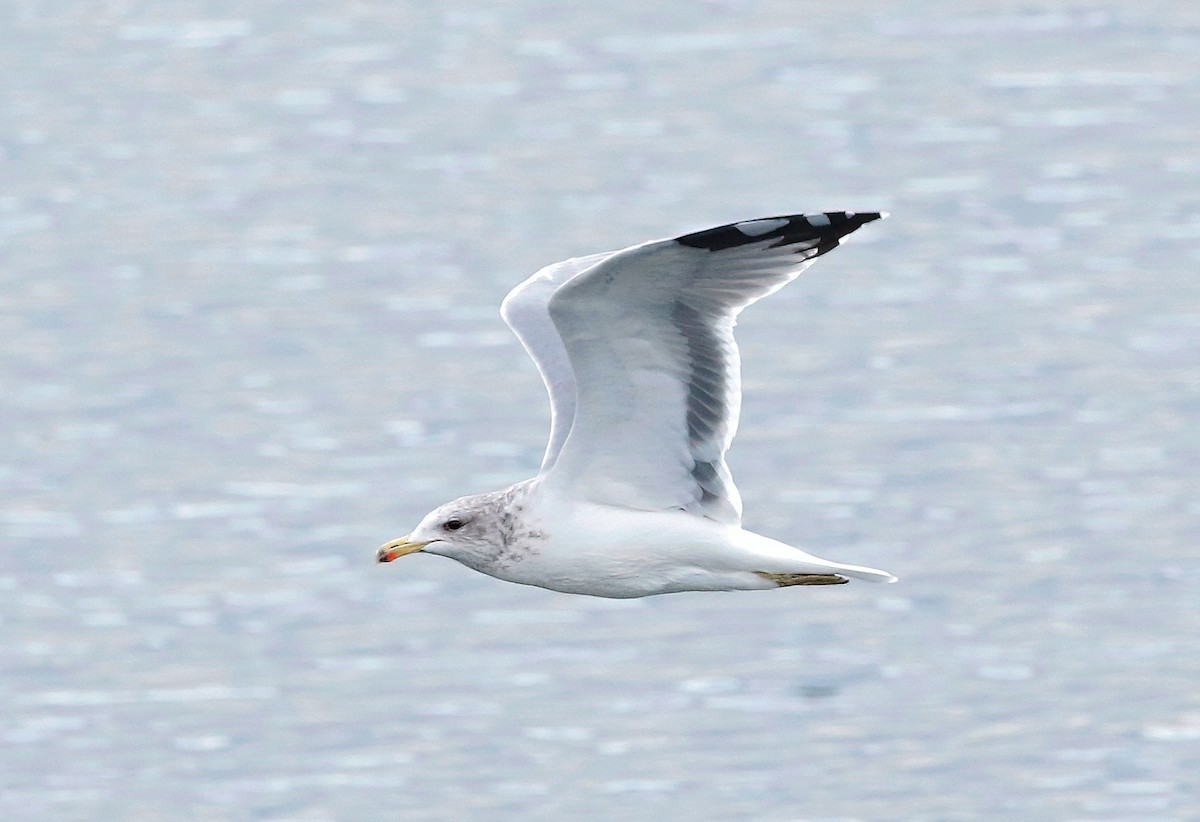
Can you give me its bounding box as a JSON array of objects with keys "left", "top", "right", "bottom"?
[{"left": 378, "top": 212, "right": 897, "bottom": 597}]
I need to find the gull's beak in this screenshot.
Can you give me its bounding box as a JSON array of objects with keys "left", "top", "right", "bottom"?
[{"left": 376, "top": 535, "right": 432, "bottom": 563}]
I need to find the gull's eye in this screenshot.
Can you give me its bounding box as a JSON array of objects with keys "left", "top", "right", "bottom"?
[{"left": 443, "top": 518, "right": 464, "bottom": 532}]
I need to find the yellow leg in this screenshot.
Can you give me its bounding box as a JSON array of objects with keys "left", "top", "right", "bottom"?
[{"left": 756, "top": 571, "right": 848, "bottom": 587}]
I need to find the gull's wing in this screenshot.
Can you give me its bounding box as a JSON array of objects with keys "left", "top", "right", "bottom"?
[
  {"left": 542, "top": 212, "right": 885, "bottom": 524},
  {"left": 501, "top": 251, "right": 616, "bottom": 472}
]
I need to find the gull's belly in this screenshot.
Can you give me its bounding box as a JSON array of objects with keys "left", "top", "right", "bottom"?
[{"left": 481, "top": 502, "right": 765, "bottom": 598}]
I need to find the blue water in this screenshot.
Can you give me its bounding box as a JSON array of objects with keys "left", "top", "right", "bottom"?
[{"left": 2, "top": 3, "right": 1197, "bottom": 819}]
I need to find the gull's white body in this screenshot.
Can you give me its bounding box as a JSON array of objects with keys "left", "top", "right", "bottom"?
[
  {"left": 474, "top": 481, "right": 894, "bottom": 598},
  {"left": 380, "top": 212, "right": 897, "bottom": 597}
]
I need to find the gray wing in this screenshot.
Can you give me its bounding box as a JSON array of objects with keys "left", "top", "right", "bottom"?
[
  {"left": 541, "top": 212, "right": 885, "bottom": 524},
  {"left": 500, "top": 251, "right": 617, "bottom": 472}
]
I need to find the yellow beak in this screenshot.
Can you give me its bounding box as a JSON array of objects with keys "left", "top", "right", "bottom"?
[{"left": 376, "top": 535, "right": 433, "bottom": 563}]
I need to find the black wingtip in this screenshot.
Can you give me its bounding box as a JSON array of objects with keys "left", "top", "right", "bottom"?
[{"left": 676, "top": 211, "right": 886, "bottom": 254}]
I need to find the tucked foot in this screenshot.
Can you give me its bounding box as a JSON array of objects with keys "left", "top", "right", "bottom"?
[{"left": 757, "top": 571, "right": 849, "bottom": 587}]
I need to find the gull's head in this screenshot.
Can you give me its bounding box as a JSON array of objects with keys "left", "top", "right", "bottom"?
[{"left": 376, "top": 494, "right": 502, "bottom": 567}]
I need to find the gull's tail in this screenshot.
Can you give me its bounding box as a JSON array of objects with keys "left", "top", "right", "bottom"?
[
  {"left": 821, "top": 561, "right": 898, "bottom": 584},
  {"left": 738, "top": 529, "right": 899, "bottom": 584}
]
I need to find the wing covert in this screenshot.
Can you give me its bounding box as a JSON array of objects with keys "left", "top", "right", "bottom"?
[{"left": 542, "top": 212, "right": 884, "bottom": 524}]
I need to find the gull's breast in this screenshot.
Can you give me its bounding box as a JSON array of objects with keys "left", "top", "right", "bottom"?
[{"left": 482, "top": 498, "right": 751, "bottom": 597}]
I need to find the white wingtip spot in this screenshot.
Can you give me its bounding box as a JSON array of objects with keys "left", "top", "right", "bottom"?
[
  {"left": 805, "top": 213, "right": 832, "bottom": 227},
  {"left": 734, "top": 218, "right": 789, "bottom": 237}
]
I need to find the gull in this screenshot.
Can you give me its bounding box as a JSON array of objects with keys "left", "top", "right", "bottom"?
[{"left": 378, "top": 212, "right": 897, "bottom": 597}]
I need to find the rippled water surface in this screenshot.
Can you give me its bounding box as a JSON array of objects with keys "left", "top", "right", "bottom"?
[{"left": 2, "top": 2, "right": 1198, "bottom": 820}]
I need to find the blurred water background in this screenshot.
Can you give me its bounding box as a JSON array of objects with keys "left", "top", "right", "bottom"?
[{"left": 2, "top": 1, "right": 1198, "bottom": 820}]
